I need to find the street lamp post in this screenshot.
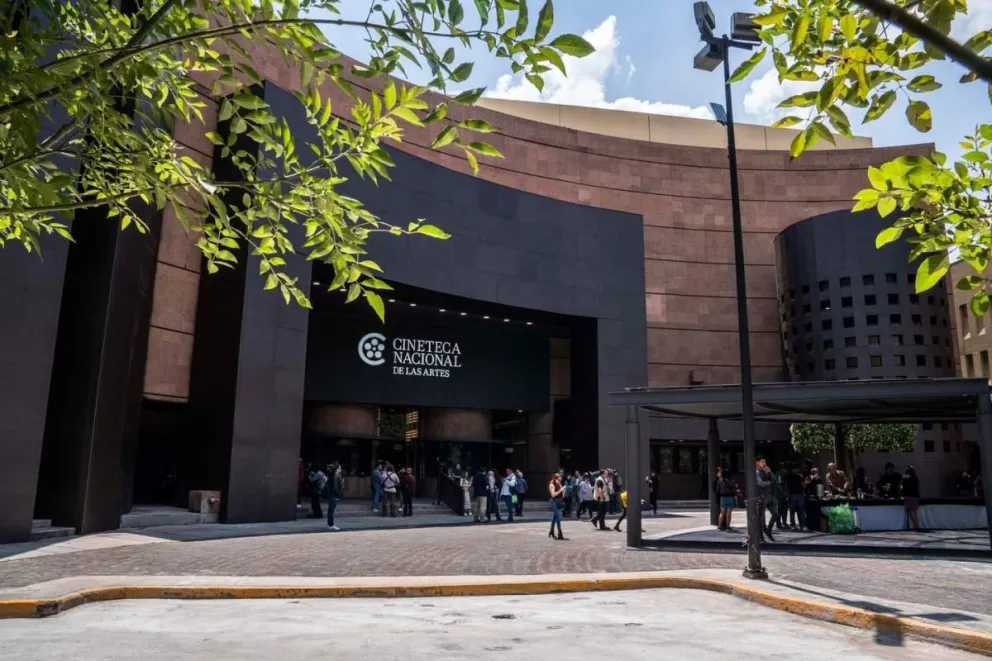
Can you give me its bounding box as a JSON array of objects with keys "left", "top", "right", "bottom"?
[{"left": 692, "top": 2, "right": 767, "bottom": 580}]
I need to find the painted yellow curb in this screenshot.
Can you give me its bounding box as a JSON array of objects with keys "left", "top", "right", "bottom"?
[{"left": 0, "top": 576, "right": 989, "bottom": 656}]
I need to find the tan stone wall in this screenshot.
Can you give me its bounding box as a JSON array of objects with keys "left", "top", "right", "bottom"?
[{"left": 949, "top": 260, "right": 992, "bottom": 380}]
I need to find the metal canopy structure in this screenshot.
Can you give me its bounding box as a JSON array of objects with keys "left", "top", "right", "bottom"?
[
  {"left": 608, "top": 377, "right": 992, "bottom": 559},
  {"left": 613, "top": 378, "right": 990, "bottom": 425}
]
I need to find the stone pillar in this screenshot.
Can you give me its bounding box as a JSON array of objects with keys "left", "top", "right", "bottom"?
[
  {"left": 625, "top": 406, "right": 642, "bottom": 547},
  {"left": 708, "top": 418, "right": 720, "bottom": 526}
]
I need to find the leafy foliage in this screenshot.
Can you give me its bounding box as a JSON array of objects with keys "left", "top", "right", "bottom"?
[
  {"left": 0, "top": 0, "right": 592, "bottom": 318},
  {"left": 790, "top": 422, "right": 918, "bottom": 455},
  {"left": 746, "top": 0, "right": 991, "bottom": 309}
]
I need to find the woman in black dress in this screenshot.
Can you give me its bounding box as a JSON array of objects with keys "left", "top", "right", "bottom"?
[{"left": 903, "top": 466, "right": 921, "bottom": 531}]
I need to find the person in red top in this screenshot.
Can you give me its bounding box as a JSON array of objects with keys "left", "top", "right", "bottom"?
[{"left": 401, "top": 468, "right": 417, "bottom": 517}]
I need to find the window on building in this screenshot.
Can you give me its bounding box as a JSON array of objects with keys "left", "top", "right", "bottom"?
[
  {"left": 928, "top": 296, "right": 935, "bottom": 304},
  {"left": 790, "top": 307, "right": 797, "bottom": 319},
  {"left": 924, "top": 440, "right": 935, "bottom": 452},
  {"left": 803, "top": 303, "right": 811, "bottom": 314},
  {"left": 805, "top": 342, "right": 813, "bottom": 353},
  {"left": 843, "top": 317, "right": 855, "bottom": 328},
  {"left": 912, "top": 314, "right": 922, "bottom": 325},
  {"left": 867, "top": 314, "right": 879, "bottom": 326},
  {"left": 894, "top": 355, "right": 906, "bottom": 366},
  {"left": 865, "top": 294, "right": 877, "bottom": 306},
  {"left": 863, "top": 274, "right": 874, "bottom": 286},
  {"left": 885, "top": 273, "right": 897, "bottom": 284},
  {"left": 658, "top": 447, "right": 673, "bottom": 473},
  {"left": 870, "top": 355, "right": 882, "bottom": 367},
  {"left": 788, "top": 288, "right": 795, "bottom": 299},
  {"left": 941, "top": 423, "right": 948, "bottom": 431},
  {"left": 847, "top": 356, "right": 858, "bottom": 368},
  {"left": 930, "top": 315, "right": 938, "bottom": 325},
  {"left": 823, "top": 339, "right": 834, "bottom": 350},
  {"left": 914, "top": 334, "right": 924, "bottom": 345},
  {"left": 804, "top": 322, "right": 812, "bottom": 332},
  {"left": 822, "top": 319, "right": 833, "bottom": 331},
  {"left": 818, "top": 280, "right": 829, "bottom": 292},
  {"left": 868, "top": 335, "right": 880, "bottom": 346},
  {"left": 825, "top": 358, "right": 836, "bottom": 370},
  {"left": 802, "top": 284, "right": 810, "bottom": 295},
  {"left": 791, "top": 325, "right": 798, "bottom": 337},
  {"left": 935, "top": 356, "right": 943, "bottom": 368},
  {"left": 820, "top": 299, "right": 831, "bottom": 311},
  {"left": 982, "top": 351, "right": 990, "bottom": 377},
  {"left": 840, "top": 276, "right": 851, "bottom": 288},
  {"left": 890, "top": 313, "right": 901, "bottom": 324},
  {"left": 923, "top": 423, "right": 933, "bottom": 431},
  {"left": 909, "top": 293, "right": 920, "bottom": 304},
  {"left": 677, "top": 448, "right": 694, "bottom": 474},
  {"left": 888, "top": 293, "right": 899, "bottom": 304},
  {"left": 842, "top": 296, "right": 853, "bottom": 308},
  {"left": 966, "top": 353, "right": 975, "bottom": 376},
  {"left": 845, "top": 336, "right": 856, "bottom": 348},
  {"left": 806, "top": 361, "right": 814, "bottom": 373},
  {"left": 943, "top": 440, "right": 951, "bottom": 453},
  {"left": 917, "top": 354, "right": 927, "bottom": 367},
  {"left": 891, "top": 334, "right": 903, "bottom": 345}
]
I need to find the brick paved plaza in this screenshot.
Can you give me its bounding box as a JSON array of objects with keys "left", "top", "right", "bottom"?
[{"left": 1, "top": 511, "right": 989, "bottom": 616}]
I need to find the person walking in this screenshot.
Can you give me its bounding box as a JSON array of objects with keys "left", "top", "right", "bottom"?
[
  {"left": 613, "top": 489, "right": 628, "bottom": 532},
  {"left": 514, "top": 469, "right": 528, "bottom": 517},
  {"left": 605, "top": 470, "right": 617, "bottom": 514},
  {"left": 381, "top": 463, "right": 400, "bottom": 517},
  {"left": 459, "top": 472, "right": 472, "bottom": 516},
  {"left": 371, "top": 462, "right": 383, "bottom": 513},
  {"left": 326, "top": 463, "right": 342, "bottom": 531},
  {"left": 548, "top": 473, "right": 566, "bottom": 540},
  {"left": 401, "top": 468, "right": 416, "bottom": 517},
  {"left": 591, "top": 472, "right": 609, "bottom": 530},
  {"left": 577, "top": 473, "right": 594, "bottom": 519},
  {"left": 501, "top": 468, "right": 517, "bottom": 522},
  {"left": 486, "top": 470, "right": 501, "bottom": 522},
  {"left": 755, "top": 458, "right": 777, "bottom": 542},
  {"left": 646, "top": 471, "right": 659, "bottom": 516},
  {"left": 715, "top": 466, "right": 736, "bottom": 531},
  {"left": 471, "top": 468, "right": 489, "bottom": 522}
]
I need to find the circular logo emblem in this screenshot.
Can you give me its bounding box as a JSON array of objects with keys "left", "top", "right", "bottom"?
[{"left": 358, "top": 332, "right": 387, "bottom": 366}]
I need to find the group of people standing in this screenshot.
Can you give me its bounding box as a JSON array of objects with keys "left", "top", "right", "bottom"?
[
  {"left": 305, "top": 462, "right": 343, "bottom": 530},
  {"left": 370, "top": 463, "right": 417, "bottom": 517},
  {"left": 461, "top": 467, "right": 527, "bottom": 523}
]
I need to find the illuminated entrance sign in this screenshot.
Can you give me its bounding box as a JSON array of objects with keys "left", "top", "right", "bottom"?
[{"left": 358, "top": 332, "right": 463, "bottom": 378}]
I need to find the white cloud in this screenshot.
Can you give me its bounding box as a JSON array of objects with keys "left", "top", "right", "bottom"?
[
  {"left": 487, "top": 16, "right": 713, "bottom": 119},
  {"left": 742, "top": 68, "right": 818, "bottom": 125},
  {"left": 953, "top": 0, "right": 992, "bottom": 39}
]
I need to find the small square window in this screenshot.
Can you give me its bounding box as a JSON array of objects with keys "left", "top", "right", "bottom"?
[
  {"left": 791, "top": 325, "right": 797, "bottom": 336},
  {"left": 806, "top": 361, "right": 814, "bottom": 372},
  {"left": 845, "top": 336, "right": 856, "bottom": 348},
  {"left": 914, "top": 334, "right": 924, "bottom": 345},
  {"left": 894, "top": 355, "right": 906, "bottom": 366},
  {"left": 847, "top": 356, "right": 859, "bottom": 368},
  {"left": 843, "top": 317, "right": 855, "bottom": 328},
  {"left": 932, "top": 336, "right": 940, "bottom": 345},
  {"left": 804, "top": 322, "right": 812, "bottom": 332},
  {"left": 940, "top": 299, "right": 946, "bottom": 307},
  {"left": 891, "top": 334, "right": 903, "bottom": 345},
  {"left": 870, "top": 355, "right": 882, "bottom": 367},
  {"left": 802, "top": 285, "right": 810, "bottom": 295},
  {"left": 924, "top": 440, "right": 935, "bottom": 453},
  {"left": 803, "top": 304, "right": 811, "bottom": 314},
  {"left": 912, "top": 314, "right": 922, "bottom": 325},
  {"left": 865, "top": 294, "right": 877, "bottom": 306},
  {"left": 805, "top": 342, "right": 813, "bottom": 352},
  {"left": 823, "top": 339, "right": 834, "bottom": 350},
  {"left": 928, "top": 296, "right": 935, "bottom": 304},
  {"left": 942, "top": 318, "right": 948, "bottom": 328},
  {"left": 841, "top": 296, "right": 853, "bottom": 308},
  {"left": 908, "top": 273, "right": 915, "bottom": 284},
  {"left": 790, "top": 307, "right": 797, "bottom": 318},
  {"left": 923, "top": 423, "right": 933, "bottom": 431},
  {"left": 917, "top": 355, "right": 927, "bottom": 367},
  {"left": 930, "top": 315, "right": 937, "bottom": 325},
  {"left": 840, "top": 277, "right": 851, "bottom": 288},
  {"left": 943, "top": 440, "right": 951, "bottom": 453},
  {"left": 822, "top": 319, "right": 833, "bottom": 331},
  {"left": 825, "top": 358, "right": 836, "bottom": 370},
  {"left": 818, "top": 280, "right": 829, "bottom": 292},
  {"left": 863, "top": 274, "right": 874, "bottom": 286},
  {"left": 885, "top": 273, "right": 898, "bottom": 284},
  {"left": 909, "top": 294, "right": 920, "bottom": 304},
  {"left": 867, "top": 314, "right": 879, "bottom": 326},
  {"left": 888, "top": 293, "right": 900, "bottom": 304},
  {"left": 941, "top": 423, "right": 948, "bottom": 431},
  {"left": 820, "top": 299, "right": 831, "bottom": 311},
  {"left": 890, "top": 313, "right": 902, "bottom": 324},
  {"left": 868, "top": 335, "right": 880, "bottom": 346},
  {"left": 934, "top": 356, "right": 942, "bottom": 367},
  {"left": 789, "top": 289, "right": 795, "bottom": 299}
]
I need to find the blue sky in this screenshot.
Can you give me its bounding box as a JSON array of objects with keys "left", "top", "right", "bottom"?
[{"left": 325, "top": 1, "right": 991, "bottom": 158}]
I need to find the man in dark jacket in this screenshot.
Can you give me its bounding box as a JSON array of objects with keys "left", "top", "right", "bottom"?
[
  {"left": 471, "top": 469, "right": 489, "bottom": 522},
  {"left": 326, "top": 463, "right": 342, "bottom": 531}
]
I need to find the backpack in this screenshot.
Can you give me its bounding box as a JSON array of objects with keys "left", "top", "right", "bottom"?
[{"left": 516, "top": 476, "right": 527, "bottom": 494}]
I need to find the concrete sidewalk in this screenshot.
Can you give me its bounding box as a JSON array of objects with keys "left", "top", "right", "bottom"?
[{"left": 1, "top": 569, "right": 990, "bottom": 655}]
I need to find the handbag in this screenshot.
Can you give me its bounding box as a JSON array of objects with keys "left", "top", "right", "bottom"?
[{"left": 511, "top": 494, "right": 518, "bottom": 505}]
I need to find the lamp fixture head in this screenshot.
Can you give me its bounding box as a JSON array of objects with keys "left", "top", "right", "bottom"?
[
  {"left": 693, "top": 1, "right": 716, "bottom": 39},
  {"left": 693, "top": 42, "right": 723, "bottom": 71},
  {"left": 731, "top": 12, "right": 761, "bottom": 43}
]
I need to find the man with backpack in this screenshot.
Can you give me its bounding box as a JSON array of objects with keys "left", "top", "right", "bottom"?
[
  {"left": 591, "top": 471, "right": 609, "bottom": 530},
  {"left": 380, "top": 464, "right": 400, "bottom": 517},
  {"left": 307, "top": 464, "right": 327, "bottom": 519},
  {"left": 514, "top": 469, "right": 528, "bottom": 517}
]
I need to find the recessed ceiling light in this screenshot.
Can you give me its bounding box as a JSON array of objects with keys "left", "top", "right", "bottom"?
[
  {"left": 503, "top": 318, "right": 509, "bottom": 322},
  {"left": 483, "top": 315, "right": 490, "bottom": 319},
  {"left": 388, "top": 299, "right": 396, "bottom": 303},
  {"left": 460, "top": 312, "right": 467, "bottom": 316},
  {"left": 409, "top": 303, "right": 416, "bottom": 307},
  {"left": 526, "top": 321, "right": 533, "bottom": 326},
  {"left": 439, "top": 308, "right": 446, "bottom": 313},
  {"left": 312, "top": 281, "right": 321, "bottom": 286},
  {"left": 517, "top": 409, "right": 522, "bottom": 413}
]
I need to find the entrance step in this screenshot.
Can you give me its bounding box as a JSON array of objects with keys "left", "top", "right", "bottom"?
[
  {"left": 29, "top": 522, "right": 74, "bottom": 541},
  {"left": 656, "top": 500, "right": 709, "bottom": 509},
  {"left": 120, "top": 506, "right": 219, "bottom": 529},
  {"left": 297, "top": 499, "right": 455, "bottom": 519}
]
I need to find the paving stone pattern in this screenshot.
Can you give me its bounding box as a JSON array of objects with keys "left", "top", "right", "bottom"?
[{"left": 0, "top": 512, "right": 988, "bottom": 616}]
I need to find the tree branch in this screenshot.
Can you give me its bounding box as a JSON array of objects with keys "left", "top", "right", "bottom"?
[{"left": 852, "top": 0, "right": 992, "bottom": 83}]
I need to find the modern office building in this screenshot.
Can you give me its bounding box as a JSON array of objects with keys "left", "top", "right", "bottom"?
[
  {"left": 776, "top": 209, "right": 969, "bottom": 494},
  {"left": 0, "top": 49, "right": 940, "bottom": 540}
]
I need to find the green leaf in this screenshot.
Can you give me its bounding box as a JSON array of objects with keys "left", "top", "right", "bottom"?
[
  {"left": 876, "top": 226, "right": 903, "bottom": 248},
  {"left": 972, "top": 291, "right": 991, "bottom": 317},
  {"left": 365, "top": 291, "right": 385, "bottom": 322},
  {"left": 474, "top": 0, "right": 490, "bottom": 24},
  {"left": 907, "top": 75, "right": 942, "bottom": 93},
  {"left": 452, "top": 87, "right": 486, "bottom": 105},
  {"left": 346, "top": 283, "right": 362, "bottom": 303},
  {"left": 964, "top": 29, "right": 992, "bottom": 53},
  {"left": 867, "top": 166, "right": 887, "bottom": 190},
  {"left": 728, "top": 48, "right": 766, "bottom": 84},
  {"left": 864, "top": 90, "right": 896, "bottom": 122},
  {"left": 817, "top": 75, "right": 845, "bottom": 111},
  {"left": 549, "top": 34, "right": 595, "bottom": 57},
  {"left": 818, "top": 15, "right": 834, "bottom": 42},
  {"left": 915, "top": 253, "right": 949, "bottom": 293},
  {"left": 526, "top": 72, "right": 545, "bottom": 91},
  {"left": 383, "top": 81, "right": 397, "bottom": 110},
  {"left": 431, "top": 125, "right": 458, "bottom": 149},
  {"left": 450, "top": 62, "right": 474, "bottom": 82},
  {"left": 264, "top": 274, "right": 279, "bottom": 290},
  {"left": 778, "top": 91, "right": 818, "bottom": 108},
  {"left": 958, "top": 275, "right": 984, "bottom": 291},
  {"left": 535, "top": 0, "right": 554, "bottom": 41},
  {"left": 459, "top": 118, "right": 498, "bottom": 133},
  {"left": 450, "top": 0, "right": 464, "bottom": 25},
  {"left": 392, "top": 106, "right": 424, "bottom": 126},
  {"left": 906, "top": 100, "right": 932, "bottom": 132},
  {"left": 416, "top": 224, "right": 451, "bottom": 239},
  {"left": 789, "top": 129, "right": 807, "bottom": 158},
  {"left": 771, "top": 116, "right": 803, "bottom": 129},
  {"left": 466, "top": 141, "right": 503, "bottom": 157},
  {"left": 877, "top": 195, "right": 897, "bottom": 218},
  {"left": 791, "top": 13, "right": 811, "bottom": 52},
  {"left": 515, "top": 0, "right": 529, "bottom": 35},
  {"left": 840, "top": 14, "right": 857, "bottom": 42},
  {"left": 205, "top": 131, "right": 224, "bottom": 145},
  {"left": 753, "top": 8, "right": 787, "bottom": 26}
]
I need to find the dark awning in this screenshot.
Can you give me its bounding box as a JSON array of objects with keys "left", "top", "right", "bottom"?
[{"left": 607, "top": 378, "right": 991, "bottom": 424}]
